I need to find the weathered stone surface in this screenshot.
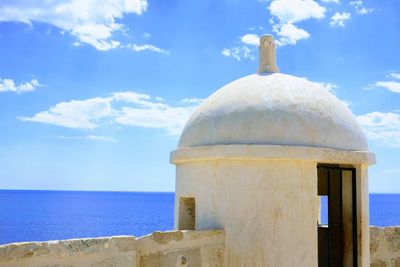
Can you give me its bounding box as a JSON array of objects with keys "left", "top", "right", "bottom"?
[
  {"left": 112, "top": 236, "right": 136, "bottom": 252},
  {"left": 201, "top": 244, "right": 225, "bottom": 267},
  {"left": 58, "top": 238, "right": 109, "bottom": 256},
  {"left": 150, "top": 231, "right": 184, "bottom": 245},
  {"left": 0, "top": 230, "right": 224, "bottom": 267},
  {"left": 371, "top": 227, "right": 400, "bottom": 267},
  {"left": 393, "top": 257, "right": 400, "bottom": 267},
  {"left": 2, "top": 227, "right": 399, "bottom": 266},
  {"left": 0, "top": 236, "right": 136, "bottom": 267},
  {"left": 387, "top": 228, "right": 400, "bottom": 253},
  {"left": 139, "top": 248, "right": 201, "bottom": 267},
  {"left": 371, "top": 260, "right": 387, "bottom": 267},
  {"left": 137, "top": 230, "right": 225, "bottom": 267}
]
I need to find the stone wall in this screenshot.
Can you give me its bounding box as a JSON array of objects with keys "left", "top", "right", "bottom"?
[
  {"left": 1, "top": 227, "right": 399, "bottom": 267},
  {"left": 370, "top": 226, "right": 400, "bottom": 267},
  {"left": 0, "top": 230, "right": 224, "bottom": 267}
]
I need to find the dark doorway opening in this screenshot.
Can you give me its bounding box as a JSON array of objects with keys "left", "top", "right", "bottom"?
[{"left": 317, "top": 165, "right": 357, "bottom": 267}]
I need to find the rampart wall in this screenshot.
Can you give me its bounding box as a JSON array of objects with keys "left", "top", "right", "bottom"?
[
  {"left": 370, "top": 227, "right": 400, "bottom": 267},
  {"left": 0, "top": 230, "right": 224, "bottom": 267},
  {"left": 0, "top": 227, "right": 399, "bottom": 267}
]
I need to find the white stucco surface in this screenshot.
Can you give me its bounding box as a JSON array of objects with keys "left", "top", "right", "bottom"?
[
  {"left": 172, "top": 147, "right": 373, "bottom": 266},
  {"left": 179, "top": 73, "right": 368, "bottom": 151},
  {"left": 175, "top": 159, "right": 319, "bottom": 266},
  {"left": 171, "top": 144, "right": 375, "bottom": 165}
]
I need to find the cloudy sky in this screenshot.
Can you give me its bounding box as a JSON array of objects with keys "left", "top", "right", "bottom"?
[{"left": 0, "top": 0, "right": 399, "bottom": 192}]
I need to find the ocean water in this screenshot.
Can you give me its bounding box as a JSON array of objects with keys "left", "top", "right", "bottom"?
[
  {"left": 0, "top": 190, "right": 399, "bottom": 245},
  {"left": 0, "top": 190, "right": 174, "bottom": 245}
]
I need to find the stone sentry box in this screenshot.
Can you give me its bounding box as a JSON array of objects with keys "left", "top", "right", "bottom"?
[{"left": 171, "top": 35, "right": 376, "bottom": 266}]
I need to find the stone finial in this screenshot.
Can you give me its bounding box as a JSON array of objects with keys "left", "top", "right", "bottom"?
[{"left": 257, "top": 35, "right": 279, "bottom": 74}]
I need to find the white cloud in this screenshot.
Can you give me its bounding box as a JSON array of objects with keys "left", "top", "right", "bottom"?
[
  {"left": 224, "top": 0, "right": 326, "bottom": 55},
  {"left": 130, "top": 44, "right": 170, "bottom": 54},
  {"left": 268, "top": 0, "right": 325, "bottom": 46},
  {"left": 374, "top": 81, "right": 400, "bottom": 93},
  {"left": 221, "top": 46, "right": 255, "bottom": 61},
  {"left": 241, "top": 34, "right": 260, "bottom": 46},
  {"left": 221, "top": 49, "right": 231, "bottom": 57},
  {"left": 321, "top": 0, "right": 339, "bottom": 3},
  {"left": 19, "top": 97, "right": 114, "bottom": 129},
  {"left": 115, "top": 106, "right": 193, "bottom": 136},
  {"left": 20, "top": 91, "right": 201, "bottom": 136},
  {"left": 269, "top": 0, "right": 325, "bottom": 23},
  {"left": 222, "top": 34, "right": 260, "bottom": 61},
  {"left": 357, "top": 112, "right": 400, "bottom": 147},
  {"left": 224, "top": 0, "right": 326, "bottom": 58},
  {"left": 58, "top": 135, "right": 117, "bottom": 142},
  {"left": 112, "top": 91, "right": 151, "bottom": 104},
  {"left": 181, "top": 98, "right": 205, "bottom": 105},
  {"left": 350, "top": 0, "right": 374, "bottom": 14},
  {"left": 112, "top": 92, "right": 197, "bottom": 135},
  {"left": 273, "top": 23, "right": 310, "bottom": 46},
  {"left": 330, "top": 12, "right": 351, "bottom": 27},
  {"left": 247, "top": 26, "right": 264, "bottom": 31},
  {"left": 0, "top": 0, "right": 148, "bottom": 51},
  {"left": 366, "top": 73, "right": 400, "bottom": 93},
  {"left": 78, "top": 38, "right": 121, "bottom": 51},
  {"left": 0, "top": 78, "right": 41, "bottom": 93},
  {"left": 388, "top": 73, "right": 400, "bottom": 80}
]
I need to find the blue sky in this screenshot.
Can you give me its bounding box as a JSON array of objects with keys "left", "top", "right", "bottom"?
[{"left": 0, "top": 0, "right": 399, "bottom": 192}]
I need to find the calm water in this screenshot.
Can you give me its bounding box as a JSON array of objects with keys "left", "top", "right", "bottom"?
[{"left": 0, "top": 190, "right": 399, "bottom": 245}]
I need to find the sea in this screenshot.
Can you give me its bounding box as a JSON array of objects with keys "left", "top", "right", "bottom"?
[{"left": 0, "top": 190, "right": 399, "bottom": 245}]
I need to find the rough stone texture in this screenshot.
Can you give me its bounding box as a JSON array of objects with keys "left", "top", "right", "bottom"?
[
  {"left": 137, "top": 230, "right": 224, "bottom": 267},
  {"left": 0, "top": 230, "right": 224, "bottom": 267},
  {"left": 1, "top": 227, "right": 399, "bottom": 266},
  {"left": 139, "top": 248, "right": 201, "bottom": 267},
  {"left": 0, "top": 236, "right": 136, "bottom": 267},
  {"left": 370, "top": 227, "right": 400, "bottom": 267}
]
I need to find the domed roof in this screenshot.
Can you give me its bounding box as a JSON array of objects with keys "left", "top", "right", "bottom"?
[{"left": 178, "top": 72, "right": 368, "bottom": 151}]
